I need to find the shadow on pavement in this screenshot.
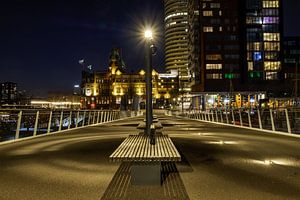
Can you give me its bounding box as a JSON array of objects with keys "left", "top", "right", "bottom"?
[{"left": 100, "top": 162, "right": 190, "bottom": 200}]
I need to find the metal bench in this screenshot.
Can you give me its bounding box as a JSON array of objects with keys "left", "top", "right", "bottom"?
[{"left": 109, "top": 134, "right": 181, "bottom": 185}]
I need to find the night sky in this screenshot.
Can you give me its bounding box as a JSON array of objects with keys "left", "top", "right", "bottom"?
[{"left": 0, "top": 0, "right": 299, "bottom": 97}]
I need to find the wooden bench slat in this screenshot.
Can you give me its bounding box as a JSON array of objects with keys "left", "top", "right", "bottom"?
[{"left": 110, "top": 134, "right": 181, "bottom": 162}]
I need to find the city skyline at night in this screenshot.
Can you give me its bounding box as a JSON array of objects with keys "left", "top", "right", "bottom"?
[{"left": 0, "top": 0, "right": 299, "bottom": 97}]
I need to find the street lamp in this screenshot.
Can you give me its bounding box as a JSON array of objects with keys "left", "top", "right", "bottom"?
[{"left": 144, "top": 29, "right": 156, "bottom": 145}]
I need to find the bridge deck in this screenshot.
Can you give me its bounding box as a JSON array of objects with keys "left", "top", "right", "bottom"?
[{"left": 109, "top": 134, "right": 181, "bottom": 162}]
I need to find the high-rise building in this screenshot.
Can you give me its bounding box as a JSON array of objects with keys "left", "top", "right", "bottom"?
[
  {"left": 164, "top": 0, "right": 190, "bottom": 92},
  {"left": 0, "top": 82, "right": 17, "bottom": 105},
  {"left": 283, "top": 36, "right": 300, "bottom": 96},
  {"left": 186, "top": 0, "right": 285, "bottom": 109}
]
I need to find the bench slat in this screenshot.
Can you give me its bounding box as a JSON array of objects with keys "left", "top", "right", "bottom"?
[{"left": 110, "top": 134, "right": 181, "bottom": 162}]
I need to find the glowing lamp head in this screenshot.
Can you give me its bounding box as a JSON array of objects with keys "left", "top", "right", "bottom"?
[{"left": 144, "top": 30, "right": 153, "bottom": 39}]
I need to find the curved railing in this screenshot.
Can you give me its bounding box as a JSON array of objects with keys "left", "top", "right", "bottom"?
[
  {"left": 0, "top": 109, "right": 143, "bottom": 143},
  {"left": 165, "top": 108, "right": 300, "bottom": 135}
]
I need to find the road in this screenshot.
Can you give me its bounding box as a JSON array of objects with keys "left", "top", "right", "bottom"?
[{"left": 0, "top": 113, "right": 300, "bottom": 200}]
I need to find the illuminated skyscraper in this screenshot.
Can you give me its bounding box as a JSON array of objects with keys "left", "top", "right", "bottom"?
[{"left": 164, "top": 0, "right": 190, "bottom": 92}]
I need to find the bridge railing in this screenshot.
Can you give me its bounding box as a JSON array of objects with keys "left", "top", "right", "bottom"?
[
  {"left": 0, "top": 109, "right": 143, "bottom": 143},
  {"left": 165, "top": 108, "right": 300, "bottom": 135}
]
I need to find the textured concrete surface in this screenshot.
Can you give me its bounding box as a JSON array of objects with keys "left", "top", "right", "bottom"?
[{"left": 0, "top": 112, "right": 300, "bottom": 199}]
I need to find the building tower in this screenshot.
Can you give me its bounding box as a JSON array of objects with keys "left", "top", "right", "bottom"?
[{"left": 164, "top": 0, "right": 190, "bottom": 92}]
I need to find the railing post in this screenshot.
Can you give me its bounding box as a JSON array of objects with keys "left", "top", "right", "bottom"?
[
  {"left": 239, "top": 109, "right": 243, "bottom": 126},
  {"left": 75, "top": 111, "right": 79, "bottom": 128},
  {"left": 220, "top": 110, "right": 223, "bottom": 123},
  {"left": 97, "top": 111, "right": 100, "bottom": 123},
  {"left": 33, "top": 111, "right": 39, "bottom": 136},
  {"left": 215, "top": 110, "right": 218, "bottom": 122},
  {"left": 100, "top": 111, "right": 103, "bottom": 123},
  {"left": 82, "top": 111, "right": 86, "bottom": 127},
  {"left": 270, "top": 109, "right": 275, "bottom": 132},
  {"left": 58, "top": 111, "right": 63, "bottom": 131},
  {"left": 68, "top": 111, "right": 72, "bottom": 129},
  {"left": 257, "top": 109, "right": 262, "bottom": 129},
  {"left": 211, "top": 110, "right": 214, "bottom": 122},
  {"left": 231, "top": 109, "right": 235, "bottom": 125},
  {"left": 104, "top": 111, "right": 107, "bottom": 122},
  {"left": 47, "top": 111, "right": 52, "bottom": 133},
  {"left": 248, "top": 109, "right": 252, "bottom": 128},
  {"left": 15, "top": 111, "right": 22, "bottom": 139},
  {"left": 225, "top": 109, "right": 229, "bottom": 124},
  {"left": 88, "top": 111, "right": 91, "bottom": 125},
  {"left": 285, "top": 109, "right": 291, "bottom": 133},
  {"left": 204, "top": 112, "right": 207, "bottom": 121},
  {"left": 92, "top": 111, "right": 96, "bottom": 124}
]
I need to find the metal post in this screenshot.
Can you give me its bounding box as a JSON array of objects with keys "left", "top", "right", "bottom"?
[
  {"left": 68, "top": 111, "right": 72, "bottom": 129},
  {"left": 15, "top": 111, "right": 22, "bottom": 139},
  {"left": 75, "top": 111, "right": 79, "bottom": 128},
  {"left": 93, "top": 111, "right": 96, "bottom": 124},
  {"left": 220, "top": 110, "right": 223, "bottom": 123},
  {"left": 33, "top": 111, "right": 39, "bottom": 136},
  {"left": 270, "top": 109, "right": 275, "bottom": 131},
  {"left": 97, "top": 111, "right": 100, "bottom": 123},
  {"left": 248, "top": 109, "right": 252, "bottom": 128},
  {"left": 231, "top": 109, "right": 235, "bottom": 125},
  {"left": 211, "top": 110, "right": 215, "bottom": 122},
  {"left": 145, "top": 39, "right": 154, "bottom": 144},
  {"left": 285, "top": 109, "right": 291, "bottom": 133},
  {"left": 47, "top": 111, "right": 52, "bottom": 133},
  {"left": 215, "top": 110, "right": 218, "bottom": 122},
  {"left": 103, "top": 111, "right": 107, "bottom": 122},
  {"left": 239, "top": 109, "right": 243, "bottom": 126},
  {"left": 225, "top": 109, "right": 229, "bottom": 124},
  {"left": 82, "top": 111, "right": 86, "bottom": 127},
  {"left": 88, "top": 111, "right": 91, "bottom": 125},
  {"left": 204, "top": 112, "right": 207, "bottom": 121},
  {"left": 100, "top": 111, "right": 103, "bottom": 123},
  {"left": 58, "top": 111, "right": 63, "bottom": 131},
  {"left": 257, "top": 109, "right": 262, "bottom": 129}
]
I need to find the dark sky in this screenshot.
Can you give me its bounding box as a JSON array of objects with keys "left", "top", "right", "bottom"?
[{"left": 0, "top": 0, "right": 299, "bottom": 97}]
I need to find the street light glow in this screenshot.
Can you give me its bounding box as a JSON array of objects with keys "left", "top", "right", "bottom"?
[{"left": 144, "top": 30, "right": 153, "bottom": 39}]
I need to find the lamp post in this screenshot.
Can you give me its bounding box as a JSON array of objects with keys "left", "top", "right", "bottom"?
[{"left": 144, "top": 30, "right": 156, "bottom": 145}]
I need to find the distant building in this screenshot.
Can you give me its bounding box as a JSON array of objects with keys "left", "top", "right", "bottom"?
[
  {"left": 164, "top": 0, "right": 190, "bottom": 93},
  {"left": 81, "top": 48, "right": 179, "bottom": 109},
  {"left": 0, "top": 82, "right": 17, "bottom": 105},
  {"left": 283, "top": 37, "right": 300, "bottom": 97}
]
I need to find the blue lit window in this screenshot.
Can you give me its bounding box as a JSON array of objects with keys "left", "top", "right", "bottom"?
[{"left": 253, "top": 52, "right": 262, "bottom": 61}]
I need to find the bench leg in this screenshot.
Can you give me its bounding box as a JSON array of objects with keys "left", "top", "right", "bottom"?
[{"left": 131, "top": 162, "right": 161, "bottom": 185}]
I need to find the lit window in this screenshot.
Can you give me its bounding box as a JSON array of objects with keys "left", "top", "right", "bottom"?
[
  {"left": 263, "top": 1, "right": 279, "bottom": 8},
  {"left": 263, "top": 33, "right": 280, "bottom": 41},
  {"left": 248, "top": 62, "right": 254, "bottom": 71},
  {"left": 264, "top": 42, "right": 280, "bottom": 51},
  {"left": 206, "top": 54, "right": 222, "bottom": 60},
  {"left": 206, "top": 64, "right": 222, "bottom": 70},
  {"left": 266, "top": 72, "right": 278, "bottom": 80},
  {"left": 203, "top": 26, "right": 213, "bottom": 32},
  {"left": 203, "top": 11, "right": 213, "bottom": 16},
  {"left": 264, "top": 61, "right": 281, "bottom": 71},
  {"left": 253, "top": 52, "right": 262, "bottom": 61},
  {"left": 263, "top": 17, "right": 279, "bottom": 24},
  {"left": 210, "top": 3, "right": 220, "bottom": 8},
  {"left": 206, "top": 73, "right": 222, "bottom": 79}
]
